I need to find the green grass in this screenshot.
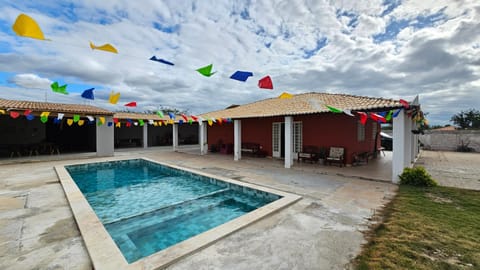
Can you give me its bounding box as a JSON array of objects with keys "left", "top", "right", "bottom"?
[{"left": 355, "top": 185, "right": 480, "bottom": 270}]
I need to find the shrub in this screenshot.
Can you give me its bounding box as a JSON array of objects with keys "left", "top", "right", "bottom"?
[{"left": 399, "top": 166, "right": 437, "bottom": 187}]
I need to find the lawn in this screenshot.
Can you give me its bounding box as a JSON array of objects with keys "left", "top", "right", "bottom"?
[{"left": 355, "top": 185, "right": 480, "bottom": 269}]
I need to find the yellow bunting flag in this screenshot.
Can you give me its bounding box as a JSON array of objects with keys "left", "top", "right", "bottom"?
[
  {"left": 67, "top": 119, "right": 74, "bottom": 126},
  {"left": 153, "top": 121, "right": 158, "bottom": 126},
  {"left": 158, "top": 121, "right": 163, "bottom": 127},
  {"left": 12, "top": 14, "right": 46, "bottom": 40},
  {"left": 169, "top": 119, "right": 174, "bottom": 125},
  {"left": 89, "top": 41, "right": 118, "bottom": 54},
  {"left": 99, "top": 117, "right": 105, "bottom": 125},
  {"left": 40, "top": 111, "right": 50, "bottom": 117},
  {"left": 278, "top": 92, "right": 293, "bottom": 99},
  {"left": 78, "top": 120, "right": 85, "bottom": 126},
  {"left": 208, "top": 119, "right": 213, "bottom": 126},
  {"left": 0, "top": 109, "right": 5, "bottom": 114},
  {"left": 109, "top": 91, "right": 121, "bottom": 104},
  {"left": 116, "top": 122, "right": 121, "bottom": 128}
]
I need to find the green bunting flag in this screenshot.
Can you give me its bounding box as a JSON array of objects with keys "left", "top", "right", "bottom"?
[
  {"left": 196, "top": 64, "right": 216, "bottom": 77},
  {"left": 326, "top": 105, "right": 343, "bottom": 113},
  {"left": 138, "top": 119, "right": 144, "bottom": 126},
  {"left": 156, "top": 111, "right": 164, "bottom": 118},
  {"left": 50, "top": 82, "right": 69, "bottom": 95},
  {"left": 73, "top": 114, "right": 80, "bottom": 122}
]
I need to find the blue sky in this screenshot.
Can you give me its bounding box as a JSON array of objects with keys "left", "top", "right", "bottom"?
[{"left": 0, "top": 0, "right": 479, "bottom": 125}]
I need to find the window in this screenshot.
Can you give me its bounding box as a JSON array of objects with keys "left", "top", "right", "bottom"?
[
  {"left": 357, "top": 121, "right": 365, "bottom": 142},
  {"left": 293, "top": 122, "right": 302, "bottom": 153}
]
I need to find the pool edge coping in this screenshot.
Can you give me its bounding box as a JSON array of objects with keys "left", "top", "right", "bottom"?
[{"left": 55, "top": 157, "right": 301, "bottom": 270}]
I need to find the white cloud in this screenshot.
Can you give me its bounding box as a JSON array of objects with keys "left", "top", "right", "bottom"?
[
  {"left": 8, "top": 73, "right": 52, "bottom": 89},
  {"left": 0, "top": 0, "right": 478, "bottom": 125}
]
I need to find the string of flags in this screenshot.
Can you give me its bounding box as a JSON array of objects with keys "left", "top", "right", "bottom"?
[{"left": 7, "top": 13, "right": 428, "bottom": 128}]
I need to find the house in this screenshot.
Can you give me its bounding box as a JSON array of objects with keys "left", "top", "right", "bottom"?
[{"left": 199, "top": 92, "right": 421, "bottom": 182}]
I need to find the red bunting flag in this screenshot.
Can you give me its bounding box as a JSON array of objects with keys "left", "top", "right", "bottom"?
[
  {"left": 113, "top": 118, "right": 119, "bottom": 124},
  {"left": 181, "top": 114, "right": 188, "bottom": 122},
  {"left": 191, "top": 115, "right": 198, "bottom": 121},
  {"left": 24, "top": 109, "right": 32, "bottom": 116},
  {"left": 370, "top": 113, "right": 386, "bottom": 123},
  {"left": 258, "top": 75, "right": 273, "bottom": 89},
  {"left": 126, "top": 122, "right": 131, "bottom": 127},
  {"left": 399, "top": 99, "right": 410, "bottom": 109},
  {"left": 357, "top": 112, "right": 367, "bottom": 125},
  {"left": 124, "top": 102, "right": 137, "bottom": 107},
  {"left": 10, "top": 111, "right": 20, "bottom": 119}
]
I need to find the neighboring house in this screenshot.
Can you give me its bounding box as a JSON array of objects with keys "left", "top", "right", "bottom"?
[
  {"left": 200, "top": 92, "right": 420, "bottom": 182},
  {"left": 420, "top": 129, "right": 480, "bottom": 152}
]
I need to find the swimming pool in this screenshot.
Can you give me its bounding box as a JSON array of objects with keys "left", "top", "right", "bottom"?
[{"left": 65, "top": 159, "right": 282, "bottom": 263}]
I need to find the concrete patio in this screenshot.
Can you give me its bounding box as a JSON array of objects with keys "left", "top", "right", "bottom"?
[{"left": 0, "top": 147, "right": 396, "bottom": 270}]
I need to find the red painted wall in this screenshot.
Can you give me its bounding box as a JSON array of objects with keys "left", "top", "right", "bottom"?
[{"left": 207, "top": 114, "right": 380, "bottom": 165}]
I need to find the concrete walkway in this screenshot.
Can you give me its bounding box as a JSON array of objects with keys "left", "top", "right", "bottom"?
[
  {"left": 416, "top": 150, "right": 480, "bottom": 191},
  {"left": 0, "top": 149, "right": 396, "bottom": 270}
]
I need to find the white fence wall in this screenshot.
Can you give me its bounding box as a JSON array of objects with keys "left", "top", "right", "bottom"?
[{"left": 420, "top": 130, "right": 480, "bottom": 152}]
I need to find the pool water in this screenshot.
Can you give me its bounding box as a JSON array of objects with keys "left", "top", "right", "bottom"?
[{"left": 66, "top": 159, "right": 280, "bottom": 263}]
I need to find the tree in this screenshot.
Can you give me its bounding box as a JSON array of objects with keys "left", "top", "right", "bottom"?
[{"left": 450, "top": 109, "right": 480, "bottom": 129}]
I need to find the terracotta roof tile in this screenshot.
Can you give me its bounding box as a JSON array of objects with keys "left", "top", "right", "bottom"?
[
  {"left": 0, "top": 99, "right": 113, "bottom": 115},
  {"left": 200, "top": 92, "right": 404, "bottom": 119}
]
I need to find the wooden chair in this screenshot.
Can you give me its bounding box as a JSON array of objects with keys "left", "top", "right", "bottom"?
[{"left": 325, "top": 147, "right": 345, "bottom": 167}]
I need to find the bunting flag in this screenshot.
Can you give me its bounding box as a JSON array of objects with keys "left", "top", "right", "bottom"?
[
  {"left": 89, "top": 41, "right": 118, "bottom": 54},
  {"left": 168, "top": 119, "right": 174, "bottom": 125},
  {"left": 109, "top": 91, "right": 121, "bottom": 104},
  {"left": 196, "top": 64, "right": 215, "bottom": 77},
  {"left": 168, "top": 112, "right": 175, "bottom": 119},
  {"left": 86, "top": 115, "right": 94, "bottom": 122},
  {"left": 153, "top": 121, "right": 158, "bottom": 126},
  {"left": 370, "top": 113, "right": 386, "bottom": 123},
  {"left": 385, "top": 110, "right": 394, "bottom": 121},
  {"left": 343, "top": 109, "right": 354, "bottom": 117},
  {"left": 73, "top": 115, "right": 80, "bottom": 122},
  {"left": 208, "top": 119, "right": 213, "bottom": 126},
  {"left": 179, "top": 120, "right": 184, "bottom": 125},
  {"left": 81, "top": 88, "right": 95, "bottom": 100},
  {"left": 357, "top": 112, "right": 368, "bottom": 125},
  {"left": 40, "top": 112, "right": 50, "bottom": 118},
  {"left": 393, "top": 109, "right": 402, "bottom": 118},
  {"left": 191, "top": 115, "right": 198, "bottom": 121},
  {"left": 98, "top": 117, "right": 105, "bottom": 125},
  {"left": 124, "top": 101, "right": 137, "bottom": 107},
  {"left": 158, "top": 121, "right": 163, "bottom": 126},
  {"left": 181, "top": 114, "right": 188, "bottom": 121},
  {"left": 278, "top": 92, "right": 293, "bottom": 99},
  {"left": 26, "top": 114, "right": 35, "bottom": 121},
  {"left": 399, "top": 99, "right": 410, "bottom": 109},
  {"left": 108, "top": 122, "right": 113, "bottom": 127},
  {"left": 51, "top": 82, "right": 68, "bottom": 95},
  {"left": 149, "top": 56, "right": 174, "bottom": 66},
  {"left": 230, "top": 71, "right": 253, "bottom": 82},
  {"left": 58, "top": 113, "right": 65, "bottom": 120},
  {"left": 156, "top": 111, "right": 164, "bottom": 118},
  {"left": 326, "top": 105, "right": 343, "bottom": 113},
  {"left": 113, "top": 118, "right": 119, "bottom": 124},
  {"left": 258, "top": 75, "right": 273, "bottom": 89},
  {"left": 12, "top": 14, "right": 46, "bottom": 40},
  {"left": 126, "top": 122, "right": 131, "bottom": 127},
  {"left": 40, "top": 115, "right": 48, "bottom": 123},
  {"left": 67, "top": 119, "right": 74, "bottom": 126},
  {"left": 78, "top": 120, "right": 85, "bottom": 126},
  {"left": 148, "top": 119, "right": 154, "bottom": 125},
  {"left": 138, "top": 119, "right": 144, "bottom": 126},
  {"left": 53, "top": 117, "right": 61, "bottom": 124},
  {"left": 217, "top": 118, "right": 223, "bottom": 125},
  {"left": 24, "top": 109, "right": 32, "bottom": 116},
  {"left": 188, "top": 119, "right": 193, "bottom": 125},
  {"left": 116, "top": 122, "right": 121, "bottom": 128},
  {"left": 0, "top": 109, "right": 5, "bottom": 114},
  {"left": 198, "top": 116, "right": 204, "bottom": 126}
]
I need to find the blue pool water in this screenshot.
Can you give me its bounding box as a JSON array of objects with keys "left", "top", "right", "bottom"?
[{"left": 66, "top": 159, "right": 280, "bottom": 263}]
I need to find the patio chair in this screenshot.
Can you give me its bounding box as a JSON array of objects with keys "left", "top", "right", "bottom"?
[{"left": 325, "top": 147, "right": 345, "bottom": 167}]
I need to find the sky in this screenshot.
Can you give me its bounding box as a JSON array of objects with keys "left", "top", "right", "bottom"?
[{"left": 0, "top": 0, "right": 479, "bottom": 125}]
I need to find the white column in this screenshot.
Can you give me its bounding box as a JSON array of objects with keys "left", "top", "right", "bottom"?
[
  {"left": 172, "top": 123, "right": 178, "bottom": 151},
  {"left": 143, "top": 123, "right": 148, "bottom": 149},
  {"left": 199, "top": 123, "right": 207, "bottom": 155},
  {"left": 96, "top": 116, "right": 114, "bottom": 157},
  {"left": 411, "top": 119, "right": 416, "bottom": 162},
  {"left": 234, "top": 120, "right": 241, "bottom": 161},
  {"left": 404, "top": 114, "right": 412, "bottom": 167},
  {"left": 284, "top": 116, "right": 293, "bottom": 168},
  {"left": 392, "top": 111, "right": 407, "bottom": 183}
]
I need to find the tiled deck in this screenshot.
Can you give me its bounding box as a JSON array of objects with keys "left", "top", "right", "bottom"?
[{"left": 0, "top": 146, "right": 396, "bottom": 270}]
